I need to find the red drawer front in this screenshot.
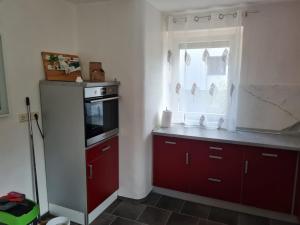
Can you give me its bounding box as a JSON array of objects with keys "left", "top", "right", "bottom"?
[{"left": 86, "top": 137, "right": 117, "bottom": 163}]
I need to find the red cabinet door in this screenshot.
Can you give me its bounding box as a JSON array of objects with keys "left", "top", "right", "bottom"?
[
  {"left": 242, "top": 147, "right": 297, "bottom": 213},
  {"left": 189, "top": 141, "right": 243, "bottom": 203},
  {"left": 153, "top": 135, "right": 189, "bottom": 193},
  {"left": 86, "top": 136, "right": 119, "bottom": 213}
]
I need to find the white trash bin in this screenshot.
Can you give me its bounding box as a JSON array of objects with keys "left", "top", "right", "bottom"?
[{"left": 47, "top": 217, "right": 70, "bottom": 225}]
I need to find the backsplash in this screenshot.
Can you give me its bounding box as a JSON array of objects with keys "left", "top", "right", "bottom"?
[{"left": 237, "top": 84, "right": 300, "bottom": 134}]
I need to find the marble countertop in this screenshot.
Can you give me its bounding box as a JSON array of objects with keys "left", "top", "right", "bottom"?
[{"left": 152, "top": 126, "right": 300, "bottom": 152}]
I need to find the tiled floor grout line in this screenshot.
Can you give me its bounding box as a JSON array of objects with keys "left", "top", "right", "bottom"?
[
  {"left": 154, "top": 194, "right": 162, "bottom": 207},
  {"left": 179, "top": 200, "right": 186, "bottom": 213},
  {"left": 164, "top": 210, "right": 173, "bottom": 225},
  {"left": 135, "top": 204, "right": 147, "bottom": 221}
]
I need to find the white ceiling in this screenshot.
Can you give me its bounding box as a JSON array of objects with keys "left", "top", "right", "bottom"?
[{"left": 146, "top": 0, "right": 297, "bottom": 12}]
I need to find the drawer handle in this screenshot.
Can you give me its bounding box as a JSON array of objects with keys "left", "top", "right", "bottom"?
[
  {"left": 209, "top": 155, "right": 223, "bottom": 160},
  {"left": 102, "top": 146, "right": 111, "bottom": 152},
  {"left": 88, "top": 164, "right": 93, "bottom": 179},
  {"left": 208, "top": 178, "right": 222, "bottom": 183},
  {"left": 165, "top": 141, "right": 176, "bottom": 145},
  {"left": 209, "top": 146, "right": 223, "bottom": 151},
  {"left": 185, "top": 152, "right": 189, "bottom": 165},
  {"left": 244, "top": 160, "right": 248, "bottom": 175},
  {"left": 262, "top": 153, "right": 278, "bottom": 158}
]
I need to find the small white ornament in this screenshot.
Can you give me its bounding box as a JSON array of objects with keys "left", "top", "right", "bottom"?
[
  {"left": 218, "top": 117, "right": 225, "bottom": 130},
  {"left": 75, "top": 76, "right": 83, "bottom": 83},
  {"left": 200, "top": 115, "right": 206, "bottom": 128}
]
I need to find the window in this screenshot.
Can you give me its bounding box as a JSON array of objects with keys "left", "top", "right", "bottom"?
[
  {"left": 166, "top": 28, "right": 243, "bottom": 130},
  {"left": 0, "top": 35, "right": 9, "bottom": 116}
]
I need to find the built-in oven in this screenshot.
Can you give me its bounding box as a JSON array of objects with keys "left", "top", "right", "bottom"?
[{"left": 84, "top": 85, "right": 119, "bottom": 147}]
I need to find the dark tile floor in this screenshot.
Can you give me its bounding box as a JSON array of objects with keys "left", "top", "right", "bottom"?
[{"left": 90, "top": 192, "right": 299, "bottom": 225}]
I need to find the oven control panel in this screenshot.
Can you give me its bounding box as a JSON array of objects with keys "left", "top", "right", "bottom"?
[{"left": 85, "top": 86, "right": 118, "bottom": 98}]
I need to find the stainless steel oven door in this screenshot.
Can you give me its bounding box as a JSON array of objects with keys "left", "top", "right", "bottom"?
[{"left": 84, "top": 96, "right": 119, "bottom": 146}]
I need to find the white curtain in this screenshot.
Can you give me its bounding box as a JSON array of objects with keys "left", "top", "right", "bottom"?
[{"left": 164, "top": 9, "right": 243, "bottom": 131}]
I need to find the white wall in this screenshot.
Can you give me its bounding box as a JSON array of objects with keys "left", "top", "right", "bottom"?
[
  {"left": 237, "top": 1, "right": 300, "bottom": 130},
  {"left": 143, "top": 2, "right": 164, "bottom": 197},
  {"left": 77, "top": 0, "right": 163, "bottom": 199},
  {"left": 0, "top": 0, "right": 77, "bottom": 214}
]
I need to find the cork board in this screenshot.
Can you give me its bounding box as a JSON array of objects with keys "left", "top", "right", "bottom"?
[{"left": 41, "top": 52, "right": 82, "bottom": 81}]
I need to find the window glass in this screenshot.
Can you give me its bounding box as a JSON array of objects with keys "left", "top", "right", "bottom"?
[{"left": 178, "top": 45, "right": 230, "bottom": 127}]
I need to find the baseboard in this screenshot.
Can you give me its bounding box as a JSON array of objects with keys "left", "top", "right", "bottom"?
[
  {"left": 49, "top": 203, "right": 85, "bottom": 225},
  {"left": 49, "top": 191, "right": 118, "bottom": 225},
  {"left": 88, "top": 191, "right": 118, "bottom": 224},
  {"left": 153, "top": 186, "right": 300, "bottom": 224}
]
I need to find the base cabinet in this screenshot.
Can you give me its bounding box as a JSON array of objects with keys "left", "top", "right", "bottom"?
[
  {"left": 153, "top": 135, "right": 298, "bottom": 214},
  {"left": 153, "top": 136, "right": 189, "bottom": 192},
  {"left": 86, "top": 136, "right": 119, "bottom": 213},
  {"left": 189, "top": 141, "right": 244, "bottom": 203},
  {"left": 242, "top": 147, "right": 297, "bottom": 213}
]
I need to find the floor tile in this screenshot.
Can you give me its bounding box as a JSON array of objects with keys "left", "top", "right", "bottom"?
[
  {"left": 105, "top": 199, "right": 122, "bottom": 213},
  {"left": 137, "top": 206, "right": 170, "bottom": 225},
  {"left": 91, "top": 213, "right": 116, "bottom": 225},
  {"left": 209, "top": 207, "right": 239, "bottom": 225},
  {"left": 142, "top": 192, "right": 162, "bottom": 206},
  {"left": 270, "top": 220, "right": 300, "bottom": 225},
  {"left": 111, "top": 217, "right": 143, "bottom": 225},
  {"left": 238, "top": 213, "right": 269, "bottom": 225},
  {"left": 113, "top": 201, "right": 146, "bottom": 220},
  {"left": 166, "top": 212, "right": 199, "bottom": 225},
  {"left": 181, "top": 201, "right": 211, "bottom": 219},
  {"left": 156, "top": 196, "right": 184, "bottom": 212},
  {"left": 204, "top": 220, "right": 226, "bottom": 225}
]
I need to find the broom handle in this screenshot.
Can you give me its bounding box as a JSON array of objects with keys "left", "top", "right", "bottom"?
[{"left": 26, "top": 97, "right": 40, "bottom": 218}]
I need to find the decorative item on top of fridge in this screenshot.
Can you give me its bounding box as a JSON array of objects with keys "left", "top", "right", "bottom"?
[
  {"left": 41, "top": 52, "right": 82, "bottom": 81},
  {"left": 89, "top": 62, "right": 105, "bottom": 82}
]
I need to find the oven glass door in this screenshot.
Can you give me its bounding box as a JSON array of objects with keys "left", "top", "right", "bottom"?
[{"left": 85, "top": 97, "right": 119, "bottom": 145}]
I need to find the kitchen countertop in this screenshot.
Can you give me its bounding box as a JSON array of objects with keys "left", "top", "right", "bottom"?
[{"left": 152, "top": 126, "right": 300, "bottom": 152}]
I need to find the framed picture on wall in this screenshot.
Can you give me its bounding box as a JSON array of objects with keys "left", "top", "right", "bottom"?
[{"left": 0, "top": 35, "right": 9, "bottom": 116}]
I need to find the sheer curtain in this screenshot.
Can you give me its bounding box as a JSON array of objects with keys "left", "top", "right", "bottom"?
[{"left": 164, "top": 9, "right": 243, "bottom": 131}]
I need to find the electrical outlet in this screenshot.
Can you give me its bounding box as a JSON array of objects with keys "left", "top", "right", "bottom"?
[{"left": 18, "top": 112, "right": 39, "bottom": 123}]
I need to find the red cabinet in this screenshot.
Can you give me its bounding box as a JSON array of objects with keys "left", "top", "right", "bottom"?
[
  {"left": 153, "top": 136, "right": 190, "bottom": 192},
  {"left": 189, "top": 141, "right": 243, "bottom": 203},
  {"left": 153, "top": 134, "right": 298, "bottom": 214},
  {"left": 86, "top": 136, "right": 119, "bottom": 213},
  {"left": 242, "top": 147, "right": 297, "bottom": 213}
]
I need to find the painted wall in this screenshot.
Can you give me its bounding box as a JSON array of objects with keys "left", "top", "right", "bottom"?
[
  {"left": 0, "top": 0, "right": 77, "bottom": 214},
  {"left": 76, "top": 0, "right": 163, "bottom": 199},
  {"left": 237, "top": 1, "right": 300, "bottom": 131}
]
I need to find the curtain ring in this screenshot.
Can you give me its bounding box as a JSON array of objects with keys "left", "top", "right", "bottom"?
[
  {"left": 218, "top": 14, "right": 224, "bottom": 20},
  {"left": 194, "top": 16, "right": 200, "bottom": 22}
]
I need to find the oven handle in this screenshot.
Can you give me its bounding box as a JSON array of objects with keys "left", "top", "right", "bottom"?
[{"left": 88, "top": 96, "right": 120, "bottom": 103}]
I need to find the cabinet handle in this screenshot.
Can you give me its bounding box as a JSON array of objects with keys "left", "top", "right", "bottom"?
[
  {"left": 244, "top": 160, "right": 248, "bottom": 175},
  {"left": 88, "top": 164, "right": 93, "bottom": 179},
  {"left": 102, "top": 146, "right": 111, "bottom": 152},
  {"left": 165, "top": 141, "right": 176, "bottom": 145},
  {"left": 185, "top": 152, "right": 189, "bottom": 165},
  {"left": 209, "top": 146, "right": 223, "bottom": 151},
  {"left": 208, "top": 178, "right": 222, "bottom": 183},
  {"left": 209, "top": 155, "right": 223, "bottom": 160},
  {"left": 262, "top": 153, "right": 278, "bottom": 158}
]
